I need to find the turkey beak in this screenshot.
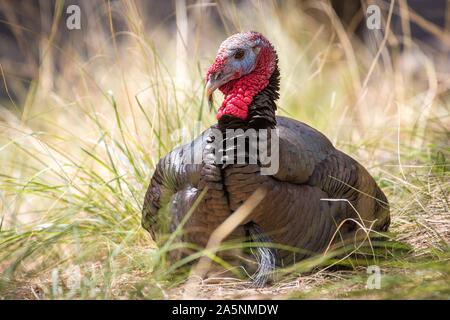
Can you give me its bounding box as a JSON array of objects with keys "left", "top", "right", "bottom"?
[
  {"left": 205, "top": 79, "right": 215, "bottom": 112},
  {"left": 206, "top": 70, "right": 224, "bottom": 112}
]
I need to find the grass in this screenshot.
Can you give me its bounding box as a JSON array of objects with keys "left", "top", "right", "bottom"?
[{"left": 0, "top": 0, "right": 449, "bottom": 299}]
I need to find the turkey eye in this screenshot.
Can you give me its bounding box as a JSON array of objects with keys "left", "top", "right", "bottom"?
[{"left": 234, "top": 49, "right": 245, "bottom": 60}]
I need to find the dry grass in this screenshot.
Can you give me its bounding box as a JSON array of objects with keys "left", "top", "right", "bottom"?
[{"left": 0, "top": 0, "right": 449, "bottom": 299}]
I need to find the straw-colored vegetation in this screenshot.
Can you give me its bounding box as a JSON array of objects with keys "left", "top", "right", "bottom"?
[{"left": 0, "top": 1, "right": 449, "bottom": 299}]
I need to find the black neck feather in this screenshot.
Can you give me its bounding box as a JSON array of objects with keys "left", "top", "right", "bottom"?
[{"left": 218, "top": 63, "right": 280, "bottom": 131}]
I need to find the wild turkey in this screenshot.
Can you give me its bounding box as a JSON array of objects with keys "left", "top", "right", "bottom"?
[{"left": 142, "top": 31, "right": 390, "bottom": 285}]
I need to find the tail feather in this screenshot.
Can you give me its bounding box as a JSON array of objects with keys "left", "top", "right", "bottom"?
[{"left": 245, "top": 222, "right": 277, "bottom": 287}]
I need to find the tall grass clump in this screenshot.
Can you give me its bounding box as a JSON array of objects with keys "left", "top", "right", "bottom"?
[{"left": 0, "top": 1, "right": 449, "bottom": 299}]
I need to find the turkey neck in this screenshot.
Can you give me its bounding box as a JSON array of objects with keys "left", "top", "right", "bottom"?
[{"left": 218, "top": 63, "right": 280, "bottom": 132}]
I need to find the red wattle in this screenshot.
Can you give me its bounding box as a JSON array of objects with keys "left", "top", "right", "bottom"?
[{"left": 216, "top": 75, "right": 268, "bottom": 120}]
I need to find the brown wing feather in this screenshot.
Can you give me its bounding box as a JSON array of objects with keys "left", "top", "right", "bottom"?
[{"left": 223, "top": 116, "right": 390, "bottom": 264}]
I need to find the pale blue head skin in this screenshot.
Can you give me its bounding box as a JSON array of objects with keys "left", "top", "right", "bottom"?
[
  {"left": 218, "top": 34, "right": 262, "bottom": 77},
  {"left": 207, "top": 32, "right": 263, "bottom": 95}
]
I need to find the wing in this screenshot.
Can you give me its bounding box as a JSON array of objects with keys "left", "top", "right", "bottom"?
[
  {"left": 272, "top": 115, "right": 335, "bottom": 183},
  {"left": 141, "top": 126, "right": 234, "bottom": 245},
  {"left": 226, "top": 115, "right": 389, "bottom": 241},
  {"left": 141, "top": 132, "right": 204, "bottom": 238},
  {"left": 273, "top": 116, "right": 390, "bottom": 230}
]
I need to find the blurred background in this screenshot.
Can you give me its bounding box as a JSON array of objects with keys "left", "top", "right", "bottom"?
[
  {"left": 1, "top": 0, "right": 450, "bottom": 104},
  {"left": 0, "top": 0, "right": 449, "bottom": 299}
]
